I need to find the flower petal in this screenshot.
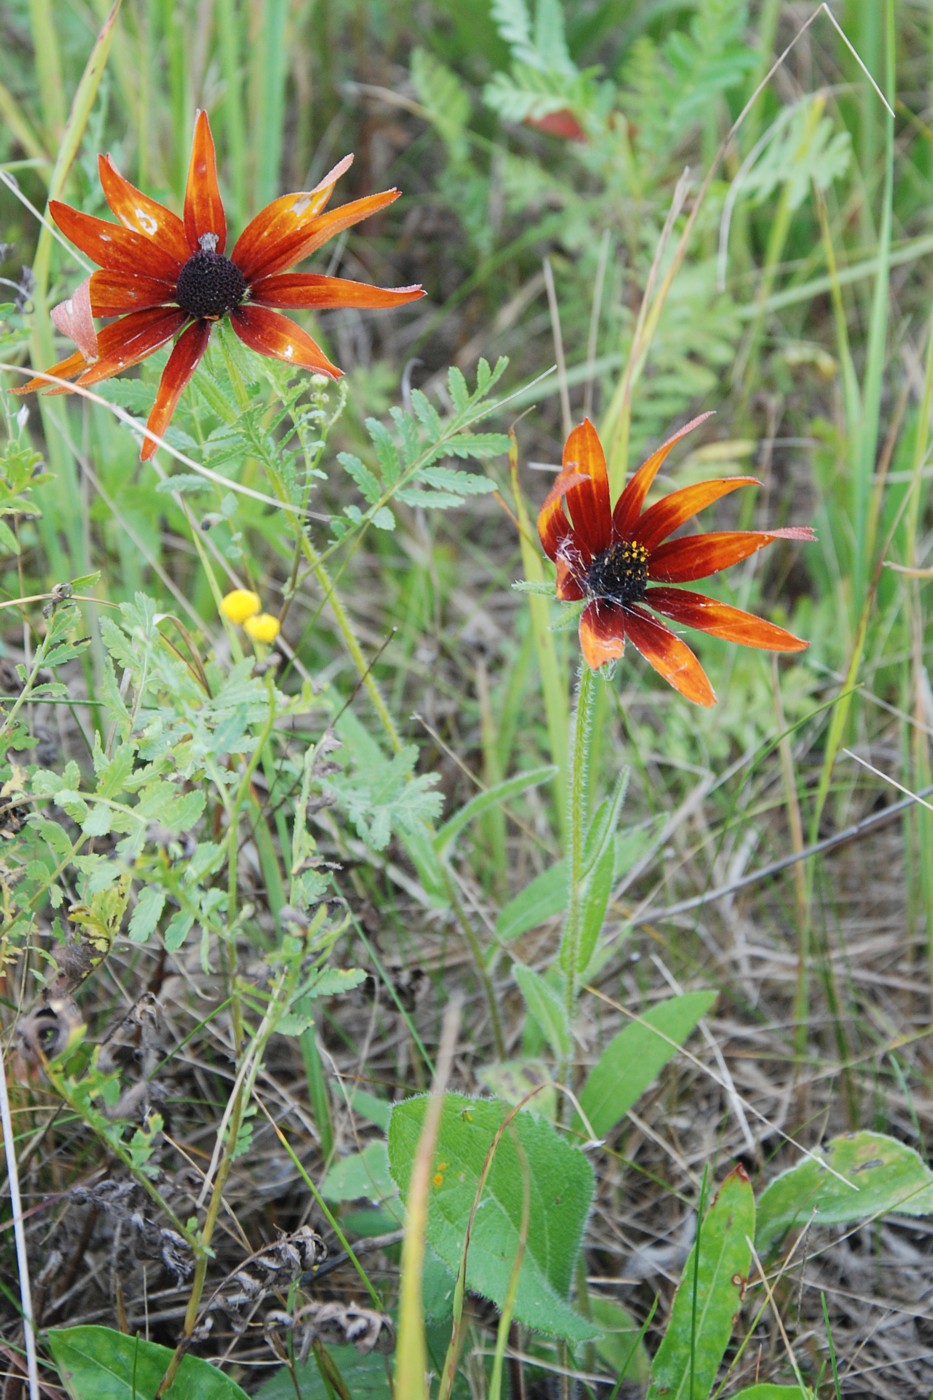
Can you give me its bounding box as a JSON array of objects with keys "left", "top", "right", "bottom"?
[
  {"left": 538, "top": 469, "right": 587, "bottom": 560},
  {"left": 233, "top": 186, "right": 400, "bottom": 282},
  {"left": 72, "top": 307, "right": 188, "bottom": 387},
  {"left": 184, "top": 110, "right": 226, "bottom": 253},
  {"left": 623, "top": 604, "right": 716, "bottom": 706},
  {"left": 140, "top": 319, "right": 211, "bottom": 461},
  {"left": 14, "top": 307, "right": 186, "bottom": 395},
  {"left": 50, "top": 200, "right": 183, "bottom": 281},
  {"left": 647, "top": 587, "right": 810, "bottom": 652},
  {"left": 231, "top": 303, "right": 342, "bottom": 377},
  {"left": 579, "top": 600, "right": 626, "bottom": 669},
  {"left": 249, "top": 271, "right": 425, "bottom": 310},
  {"left": 635, "top": 478, "right": 760, "bottom": 553},
  {"left": 649, "top": 526, "right": 816, "bottom": 582},
  {"left": 90, "top": 268, "right": 178, "bottom": 316},
  {"left": 51, "top": 277, "right": 97, "bottom": 359},
  {"left": 555, "top": 554, "right": 586, "bottom": 600},
  {"left": 98, "top": 153, "right": 191, "bottom": 262},
  {"left": 613, "top": 412, "right": 714, "bottom": 535},
  {"left": 538, "top": 418, "right": 612, "bottom": 564},
  {"left": 12, "top": 348, "right": 90, "bottom": 394}
]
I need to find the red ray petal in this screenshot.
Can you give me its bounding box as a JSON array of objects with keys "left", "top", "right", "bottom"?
[
  {"left": 51, "top": 277, "right": 97, "bottom": 359},
  {"left": 140, "top": 319, "right": 211, "bottom": 461},
  {"left": 249, "top": 271, "right": 425, "bottom": 310},
  {"left": 613, "top": 412, "right": 714, "bottom": 535},
  {"left": 72, "top": 307, "right": 188, "bottom": 387},
  {"left": 623, "top": 604, "right": 716, "bottom": 706},
  {"left": 635, "top": 477, "right": 760, "bottom": 553},
  {"left": 14, "top": 308, "right": 186, "bottom": 395},
  {"left": 231, "top": 304, "right": 342, "bottom": 377},
  {"left": 12, "top": 348, "right": 89, "bottom": 394},
  {"left": 50, "top": 200, "right": 183, "bottom": 281},
  {"left": 538, "top": 419, "right": 612, "bottom": 564},
  {"left": 184, "top": 110, "right": 226, "bottom": 253},
  {"left": 90, "top": 268, "right": 178, "bottom": 316},
  {"left": 538, "top": 469, "right": 587, "bottom": 561},
  {"left": 648, "top": 526, "right": 816, "bottom": 582},
  {"left": 230, "top": 154, "right": 355, "bottom": 279},
  {"left": 579, "top": 600, "right": 626, "bottom": 670},
  {"left": 233, "top": 187, "right": 399, "bottom": 282},
  {"left": 647, "top": 587, "right": 810, "bottom": 652},
  {"left": 555, "top": 555, "right": 586, "bottom": 600},
  {"left": 98, "top": 153, "right": 191, "bottom": 263}
]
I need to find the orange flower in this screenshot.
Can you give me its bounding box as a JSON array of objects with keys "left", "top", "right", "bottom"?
[
  {"left": 15, "top": 111, "right": 425, "bottom": 459},
  {"left": 538, "top": 414, "right": 815, "bottom": 706}
]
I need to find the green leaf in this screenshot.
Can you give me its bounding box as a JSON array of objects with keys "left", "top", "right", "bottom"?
[
  {"left": 576, "top": 990, "right": 717, "bottom": 1139},
  {"left": 576, "top": 832, "right": 615, "bottom": 973},
  {"left": 646, "top": 1166, "right": 755, "bottom": 1400},
  {"left": 588, "top": 1295, "right": 651, "bottom": 1387},
  {"left": 48, "top": 1325, "right": 249, "bottom": 1400},
  {"left": 756, "top": 1130, "right": 933, "bottom": 1259},
  {"left": 513, "top": 963, "right": 570, "bottom": 1058},
  {"left": 387, "top": 1092, "right": 596, "bottom": 1341},
  {"left": 730, "top": 1387, "right": 817, "bottom": 1399},
  {"left": 497, "top": 861, "right": 567, "bottom": 941},
  {"left": 433, "top": 764, "right": 556, "bottom": 856},
  {"left": 127, "top": 885, "right": 165, "bottom": 944},
  {"left": 321, "top": 1139, "right": 395, "bottom": 1204}
]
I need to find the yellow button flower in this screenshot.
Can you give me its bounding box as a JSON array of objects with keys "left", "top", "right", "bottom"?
[
  {"left": 220, "top": 589, "right": 261, "bottom": 625},
  {"left": 243, "top": 612, "right": 281, "bottom": 644}
]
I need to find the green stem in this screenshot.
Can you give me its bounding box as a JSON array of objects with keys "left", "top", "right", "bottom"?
[{"left": 559, "top": 665, "right": 596, "bottom": 1078}]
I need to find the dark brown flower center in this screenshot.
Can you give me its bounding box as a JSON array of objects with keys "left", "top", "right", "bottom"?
[
  {"left": 176, "top": 245, "right": 247, "bottom": 321},
  {"left": 585, "top": 539, "right": 649, "bottom": 605}
]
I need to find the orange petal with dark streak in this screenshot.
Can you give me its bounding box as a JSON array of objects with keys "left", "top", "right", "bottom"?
[
  {"left": 635, "top": 478, "right": 760, "bottom": 553},
  {"left": 72, "top": 307, "right": 188, "bottom": 388},
  {"left": 141, "top": 319, "right": 211, "bottom": 461},
  {"left": 613, "top": 412, "right": 714, "bottom": 535},
  {"left": 623, "top": 604, "right": 716, "bottom": 706},
  {"left": 98, "top": 153, "right": 191, "bottom": 263},
  {"left": 233, "top": 187, "right": 399, "bottom": 282},
  {"left": 231, "top": 303, "right": 342, "bottom": 377},
  {"left": 578, "top": 600, "right": 626, "bottom": 669},
  {"left": 647, "top": 588, "right": 810, "bottom": 652},
  {"left": 649, "top": 527, "right": 816, "bottom": 582},
  {"left": 184, "top": 110, "right": 226, "bottom": 253},
  {"left": 50, "top": 200, "right": 183, "bottom": 281},
  {"left": 250, "top": 271, "right": 425, "bottom": 310},
  {"left": 90, "top": 268, "right": 177, "bottom": 316}
]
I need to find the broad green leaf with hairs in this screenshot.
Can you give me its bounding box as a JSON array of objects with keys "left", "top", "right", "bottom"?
[
  {"left": 388, "top": 1092, "right": 595, "bottom": 1341},
  {"left": 576, "top": 990, "right": 717, "bottom": 1139},
  {"left": 48, "top": 1325, "right": 248, "bottom": 1400},
  {"left": 756, "top": 1130, "right": 933, "bottom": 1259},
  {"left": 646, "top": 1166, "right": 754, "bottom": 1400}
]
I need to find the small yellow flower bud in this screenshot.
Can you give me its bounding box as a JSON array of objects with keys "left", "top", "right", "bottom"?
[
  {"left": 220, "top": 589, "right": 261, "bottom": 625},
  {"left": 243, "top": 612, "right": 281, "bottom": 644}
]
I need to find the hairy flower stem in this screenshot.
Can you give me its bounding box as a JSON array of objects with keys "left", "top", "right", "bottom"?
[{"left": 559, "top": 664, "right": 596, "bottom": 1089}]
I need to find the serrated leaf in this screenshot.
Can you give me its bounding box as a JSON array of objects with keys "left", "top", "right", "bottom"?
[
  {"left": 388, "top": 1092, "right": 596, "bottom": 1342},
  {"left": 128, "top": 885, "right": 165, "bottom": 944}
]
